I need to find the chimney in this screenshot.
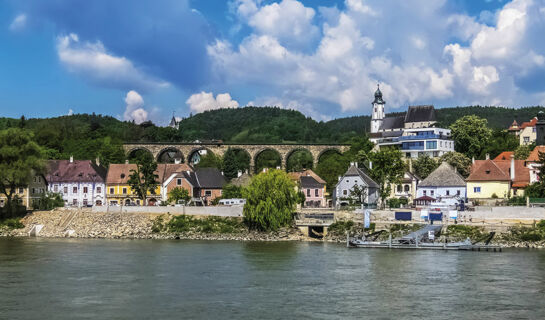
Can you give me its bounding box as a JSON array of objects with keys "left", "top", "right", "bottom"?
[
  {"left": 472, "top": 156, "right": 475, "bottom": 164},
  {"left": 369, "top": 161, "right": 372, "bottom": 170},
  {"left": 354, "top": 162, "right": 358, "bottom": 168},
  {"left": 237, "top": 170, "right": 242, "bottom": 178},
  {"left": 70, "top": 155, "right": 74, "bottom": 163},
  {"left": 221, "top": 171, "right": 224, "bottom": 176},
  {"left": 276, "top": 166, "right": 281, "bottom": 170},
  {"left": 125, "top": 160, "right": 129, "bottom": 164},
  {"left": 408, "top": 159, "right": 413, "bottom": 173},
  {"left": 95, "top": 157, "right": 100, "bottom": 166},
  {"left": 338, "top": 176, "right": 341, "bottom": 182},
  {"left": 186, "top": 170, "right": 191, "bottom": 175},
  {"left": 510, "top": 154, "right": 515, "bottom": 181},
  {"left": 486, "top": 153, "right": 490, "bottom": 160},
  {"left": 174, "top": 158, "right": 181, "bottom": 164}
]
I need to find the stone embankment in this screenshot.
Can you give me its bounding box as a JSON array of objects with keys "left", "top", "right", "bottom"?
[{"left": 0, "top": 208, "right": 308, "bottom": 241}]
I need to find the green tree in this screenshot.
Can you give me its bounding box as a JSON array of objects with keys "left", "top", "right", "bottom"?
[
  {"left": 36, "top": 192, "right": 64, "bottom": 210},
  {"left": 242, "top": 169, "right": 298, "bottom": 231},
  {"left": 349, "top": 184, "right": 367, "bottom": 205},
  {"left": 412, "top": 155, "right": 438, "bottom": 179},
  {"left": 255, "top": 150, "right": 281, "bottom": 173},
  {"left": 168, "top": 187, "right": 191, "bottom": 204},
  {"left": 450, "top": 115, "right": 493, "bottom": 159},
  {"left": 222, "top": 184, "right": 243, "bottom": 199},
  {"left": 222, "top": 148, "right": 250, "bottom": 180},
  {"left": 514, "top": 145, "right": 531, "bottom": 160},
  {"left": 286, "top": 150, "right": 313, "bottom": 172},
  {"left": 358, "top": 147, "right": 405, "bottom": 208},
  {"left": 0, "top": 128, "right": 45, "bottom": 218},
  {"left": 482, "top": 129, "right": 519, "bottom": 159},
  {"left": 196, "top": 153, "right": 223, "bottom": 169},
  {"left": 127, "top": 152, "right": 158, "bottom": 205},
  {"left": 315, "top": 152, "right": 349, "bottom": 193},
  {"left": 438, "top": 152, "right": 472, "bottom": 178}
]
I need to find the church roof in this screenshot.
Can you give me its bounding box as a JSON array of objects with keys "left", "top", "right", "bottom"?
[
  {"left": 404, "top": 105, "right": 436, "bottom": 123},
  {"left": 372, "top": 85, "right": 385, "bottom": 104},
  {"left": 379, "top": 116, "right": 405, "bottom": 130}
]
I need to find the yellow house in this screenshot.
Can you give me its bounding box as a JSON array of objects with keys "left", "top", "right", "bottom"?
[
  {"left": 0, "top": 173, "right": 47, "bottom": 209},
  {"left": 106, "top": 163, "right": 191, "bottom": 206},
  {"left": 389, "top": 171, "right": 420, "bottom": 202},
  {"left": 518, "top": 117, "right": 537, "bottom": 145},
  {"left": 467, "top": 156, "right": 530, "bottom": 199}
]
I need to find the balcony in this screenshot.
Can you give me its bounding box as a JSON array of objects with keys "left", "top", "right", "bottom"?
[{"left": 399, "top": 134, "right": 442, "bottom": 140}]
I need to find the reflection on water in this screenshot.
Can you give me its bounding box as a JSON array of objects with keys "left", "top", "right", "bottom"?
[{"left": 1, "top": 238, "right": 545, "bottom": 319}]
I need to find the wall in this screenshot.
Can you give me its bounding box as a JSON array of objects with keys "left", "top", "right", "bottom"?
[
  {"left": 92, "top": 205, "right": 243, "bottom": 217},
  {"left": 303, "top": 186, "right": 325, "bottom": 207},
  {"left": 416, "top": 186, "right": 466, "bottom": 199},
  {"left": 106, "top": 184, "right": 162, "bottom": 204},
  {"left": 49, "top": 182, "right": 105, "bottom": 207},
  {"left": 467, "top": 181, "right": 510, "bottom": 199},
  {"left": 519, "top": 126, "right": 536, "bottom": 145}
]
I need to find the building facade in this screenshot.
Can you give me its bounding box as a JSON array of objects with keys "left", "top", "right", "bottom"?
[
  {"left": 333, "top": 163, "right": 379, "bottom": 208},
  {"left": 0, "top": 172, "right": 47, "bottom": 209},
  {"left": 46, "top": 158, "right": 107, "bottom": 207},
  {"left": 390, "top": 171, "right": 420, "bottom": 202},
  {"left": 415, "top": 162, "right": 466, "bottom": 206},
  {"left": 289, "top": 170, "right": 327, "bottom": 208},
  {"left": 162, "top": 167, "right": 226, "bottom": 206}
]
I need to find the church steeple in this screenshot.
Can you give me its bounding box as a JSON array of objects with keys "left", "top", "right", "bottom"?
[{"left": 370, "top": 84, "right": 385, "bottom": 133}]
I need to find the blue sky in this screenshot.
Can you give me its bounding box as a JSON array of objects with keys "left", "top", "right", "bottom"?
[{"left": 2, "top": 0, "right": 544, "bottom": 124}]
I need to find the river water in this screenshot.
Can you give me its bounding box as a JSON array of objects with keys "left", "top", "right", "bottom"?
[{"left": 1, "top": 238, "right": 545, "bottom": 320}]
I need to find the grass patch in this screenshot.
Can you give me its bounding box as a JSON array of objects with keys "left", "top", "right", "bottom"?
[
  {"left": 152, "top": 215, "right": 246, "bottom": 234},
  {"left": 0, "top": 218, "right": 24, "bottom": 229},
  {"left": 445, "top": 225, "right": 486, "bottom": 241}
]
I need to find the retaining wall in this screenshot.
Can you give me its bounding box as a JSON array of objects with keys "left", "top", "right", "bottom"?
[{"left": 92, "top": 205, "right": 243, "bottom": 217}]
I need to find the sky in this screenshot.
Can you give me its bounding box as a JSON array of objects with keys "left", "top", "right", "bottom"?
[{"left": 2, "top": 0, "right": 545, "bottom": 125}]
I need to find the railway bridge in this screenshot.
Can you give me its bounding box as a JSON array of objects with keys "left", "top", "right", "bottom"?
[{"left": 123, "top": 142, "right": 349, "bottom": 171}]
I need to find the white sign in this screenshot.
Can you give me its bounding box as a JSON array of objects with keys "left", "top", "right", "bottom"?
[{"left": 428, "top": 230, "right": 435, "bottom": 241}]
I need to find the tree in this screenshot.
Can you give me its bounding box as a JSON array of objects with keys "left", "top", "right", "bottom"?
[
  {"left": 514, "top": 145, "right": 532, "bottom": 160},
  {"left": 222, "top": 184, "right": 243, "bottom": 199},
  {"left": 412, "top": 155, "right": 438, "bottom": 179},
  {"left": 315, "top": 152, "right": 349, "bottom": 193},
  {"left": 358, "top": 147, "right": 405, "bottom": 208},
  {"left": 450, "top": 115, "right": 492, "bottom": 159},
  {"left": 482, "top": 129, "right": 519, "bottom": 159},
  {"left": 36, "top": 192, "right": 64, "bottom": 210},
  {"left": 349, "top": 184, "right": 367, "bottom": 205},
  {"left": 0, "top": 128, "right": 45, "bottom": 218},
  {"left": 438, "top": 152, "right": 472, "bottom": 178},
  {"left": 127, "top": 152, "right": 158, "bottom": 205},
  {"left": 196, "top": 153, "right": 222, "bottom": 169},
  {"left": 222, "top": 148, "right": 250, "bottom": 180},
  {"left": 168, "top": 187, "right": 191, "bottom": 204},
  {"left": 286, "top": 150, "right": 313, "bottom": 172},
  {"left": 242, "top": 169, "right": 298, "bottom": 231},
  {"left": 255, "top": 150, "right": 281, "bottom": 173}
]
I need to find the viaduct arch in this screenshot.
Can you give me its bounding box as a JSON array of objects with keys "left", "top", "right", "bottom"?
[{"left": 123, "top": 142, "right": 350, "bottom": 171}]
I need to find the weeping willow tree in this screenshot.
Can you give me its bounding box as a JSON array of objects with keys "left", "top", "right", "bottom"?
[{"left": 242, "top": 169, "right": 298, "bottom": 231}]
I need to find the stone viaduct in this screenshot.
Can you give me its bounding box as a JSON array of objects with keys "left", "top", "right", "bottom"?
[{"left": 123, "top": 142, "right": 349, "bottom": 172}]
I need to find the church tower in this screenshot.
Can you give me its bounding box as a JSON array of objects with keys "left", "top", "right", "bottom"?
[{"left": 370, "top": 84, "right": 385, "bottom": 133}]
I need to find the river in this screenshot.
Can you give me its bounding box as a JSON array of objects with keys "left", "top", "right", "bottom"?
[{"left": 1, "top": 238, "right": 545, "bottom": 319}]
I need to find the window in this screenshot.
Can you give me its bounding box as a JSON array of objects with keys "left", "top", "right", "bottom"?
[
  {"left": 83, "top": 199, "right": 88, "bottom": 206},
  {"left": 404, "top": 185, "right": 409, "bottom": 192},
  {"left": 343, "top": 189, "right": 348, "bottom": 196},
  {"left": 533, "top": 127, "right": 536, "bottom": 132},
  {"left": 446, "top": 190, "right": 450, "bottom": 196},
  {"left": 177, "top": 178, "right": 182, "bottom": 186},
  {"left": 474, "top": 187, "right": 481, "bottom": 193},
  {"left": 397, "top": 185, "right": 402, "bottom": 192},
  {"left": 73, "top": 186, "right": 78, "bottom": 193},
  {"left": 346, "top": 180, "right": 349, "bottom": 183},
  {"left": 73, "top": 199, "right": 77, "bottom": 206},
  {"left": 83, "top": 187, "right": 88, "bottom": 194},
  {"left": 32, "top": 188, "right": 35, "bottom": 194},
  {"left": 431, "top": 190, "right": 434, "bottom": 196},
  {"left": 122, "top": 188, "right": 127, "bottom": 194},
  {"left": 423, "top": 190, "right": 427, "bottom": 196},
  {"left": 64, "top": 186, "right": 68, "bottom": 194},
  {"left": 426, "top": 141, "right": 437, "bottom": 150},
  {"left": 54, "top": 185, "right": 58, "bottom": 192},
  {"left": 205, "top": 190, "right": 212, "bottom": 197},
  {"left": 97, "top": 187, "right": 102, "bottom": 193},
  {"left": 315, "top": 189, "right": 319, "bottom": 197},
  {"left": 307, "top": 189, "right": 311, "bottom": 197},
  {"left": 34, "top": 177, "right": 37, "bottom": 182},
  {"left": 524, "top": 137, "right": 530, "bottom": 143},
  {"left": 110, "top": 188, "right": 115, "bottom": 194},
  {"left": 18, "top": 187, "right": 24, "bottom": 194},
  {"left": 457, "top": 190, "right": 460, "bottom": 196}
]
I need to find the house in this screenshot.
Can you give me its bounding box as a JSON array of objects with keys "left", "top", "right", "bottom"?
[
  {"left": 466, "top": 154, "right": 530, "bottom": 199},
  {"left": 415, "top": 162, "right": 466, "bottom": 206},
  {"left": 518, "top": 117, "right": 537, "bottom": 145},
  {"left": 106, "top": 163, "right": 192, "bottom": 206},
  {"left": 289, "top": 170, "right": 327, "bottom": 208},
  {"left": 162, "top": 167, "right": 226, "bottom": 205},
  {"left": 526, "top": 145, "right": 545, "bottom": 183},
  {"left": 0, "top": 171, "right": 47, "bottom": 209},
  {"left": 231, "top": 170, "right": 252, "bottom": 187},
  {"left": 494, "top": 152, "right": 514, "bottom": 161},
  {"left": 390, "top": 171, "right": 420, "bottom": 202},
  {"left": 46, "top": 157, "right": 107, "bottom": 207},
  {"left": 507, "top": 120, "right": 520, "bottom": 135},
  {"left": 333, "top": 162, "right": 379, "bottom": 208},
  {"left": 369, "top": 86, "right": 454, "bottom": 158}
]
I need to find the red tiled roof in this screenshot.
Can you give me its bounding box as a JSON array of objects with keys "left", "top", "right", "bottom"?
[
  {"left": 526, "top": 146, "right": 545, "bottom": 162},
  {"left": 494, "top": 160, "right": 530, "bottom": 187},
  {"left": 46, "top": 160, "right": 106, "bottom": 183},
  {"left": 494, "top": 152, "right": 514, "bottom": 161},
  {"left": 288, "top": 169, "right": 326, "bottom": 184},
  {"left": 468, "top": 158, "right": 530, "bottom": 187},
  {"left": 106, "top": 163, "right": 193, "bottom": 184},
  {"left": 520, "top": 117, "right": 537, "bottom": 129},
  {"left": 508, "top": 120, "right": 519, "bottom": 131}
]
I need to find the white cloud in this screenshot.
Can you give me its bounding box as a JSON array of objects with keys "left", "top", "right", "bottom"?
[
  {"left": 209, "top": 0, "right": 545, "bottom": 116},
  {"left": 56, "top": 33, "right": 168, "bottom": 91},
  {"left": 123, "top": 90, "right": 148, "bottom": 124},
  {"left": 186, "top": 91, "right": 239, "bottom": 113},
  {"left": 9, "top": 14, "right": 27, "bottom": 31}
]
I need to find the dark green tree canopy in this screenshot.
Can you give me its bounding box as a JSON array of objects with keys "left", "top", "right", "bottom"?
[
  {"left": 127, "top": 152, "right": 158, "bottom": 203},
  {"left": 450, "top": 115, "right": 493, "bottom": 159}
]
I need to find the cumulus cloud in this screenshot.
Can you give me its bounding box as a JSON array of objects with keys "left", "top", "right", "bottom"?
[
  {"left": 9, "top": 14, "right": 27, "bottom": 31},
  {"left": 56, "top": 33, "right": 168, "bottom": 91},
  {"left": 209, "top": 0, "right": 545, "bottom": 116},
  {"left": 123, "top": 90, "right": 148, "bottom": 124},
  {"left": 186, "top": 92, "right": 239, "bottom": 113}
]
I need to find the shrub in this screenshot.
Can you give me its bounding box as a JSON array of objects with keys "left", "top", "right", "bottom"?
[
  {"left": 0, "top": 218, "right": 24, "bottom": 229},
  {"left": 491, "top": 193, "right": 499, "bottom": 199},
  {"left": 387, "top": 198, "right": 401, "bottom": 209},
  {"left": 165, "top": 215, "right": 245, "bottom": 234},
  {"left": 446, "top": 225, "right": 486, "bottom": 241},
  {"left": 151, "top": 215, "right": 166, "bottom": 233},
  {"left": 328, "top": 220, "right": 355, "bottom": 236},
  {"left": 508, "top": 196, "right": 526, "bottom": 206}
]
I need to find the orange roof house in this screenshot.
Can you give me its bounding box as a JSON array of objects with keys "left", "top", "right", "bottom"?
[{"left": 494, "top": 152, "right": 514, "bottom": 161}]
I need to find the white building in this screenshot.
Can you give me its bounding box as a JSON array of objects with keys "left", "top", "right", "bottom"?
[
  {"left": 46, "top": 157, "right": 107, "bottom": 207},
  {"left": 369, "top": 86, "right": 454, "bottom": 158},
  {"left": 415, "top": 162, "right": 466, "bottom": 206}
]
